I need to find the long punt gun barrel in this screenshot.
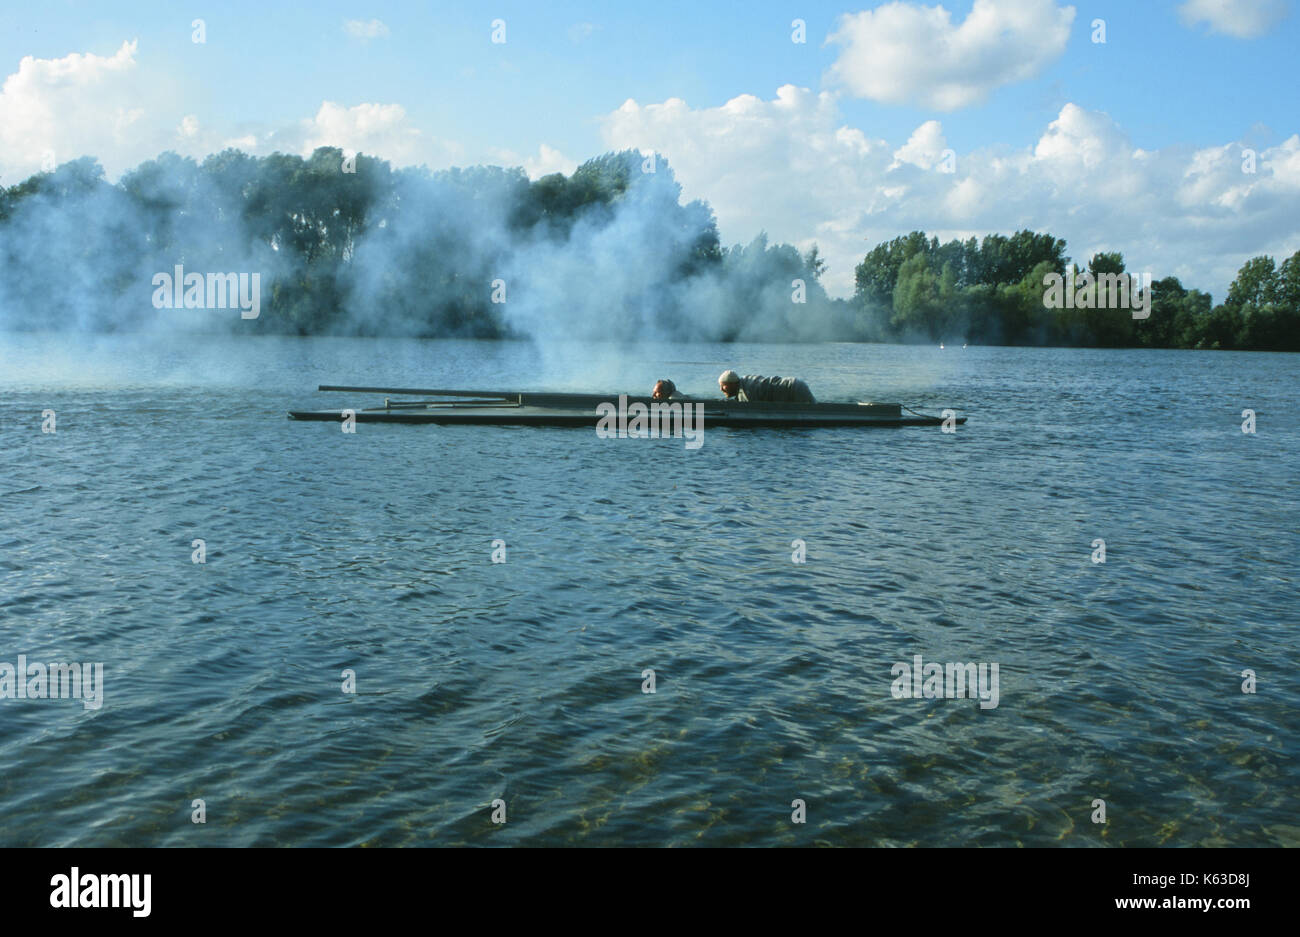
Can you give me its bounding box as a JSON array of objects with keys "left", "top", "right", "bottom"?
[{"left": 318, "top": 384, "right": 608, "bottom": 403}]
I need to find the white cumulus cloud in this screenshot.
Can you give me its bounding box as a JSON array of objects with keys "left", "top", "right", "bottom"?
[
  {"left": 526, "top": 144, "right": 577, "bottom": 178},
  {"left": 892, "top": 121, "right": 949, "bottom": 169},
  {"left": 825, "top": 0, "right": 1076, "bottom": 110},
  {"left": 344, "top": 19, "right": 390, "bottom": 40},
  {"left": 488, "top": 143, "right": 579, "bottom": 179},
  {"left": 285, "top": 101, "right": 460, "bottom": 167},
  {"left": 1178, "top": 0, "right": 1289, "bottom": 38},
  {"left": 0, "top": 42, "right": 462, "bottom": 179},
  {"left": 0, "top": 40, "right": 167, "bottom": 183},
  {"left": 602, "top": 86, "right": 1300, "bottom": 300}
]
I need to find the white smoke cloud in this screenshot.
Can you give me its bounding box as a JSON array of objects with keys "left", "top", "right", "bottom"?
[{"left": 603, "top": 85, "right": 879, "bottom": 279}]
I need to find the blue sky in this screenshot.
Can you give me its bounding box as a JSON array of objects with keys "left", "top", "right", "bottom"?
[{"left": 2, "top": 0, "right": 1297, "bottom": 297}]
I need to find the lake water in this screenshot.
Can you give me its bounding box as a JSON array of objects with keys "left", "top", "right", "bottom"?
[{"left": 1, "top": 333, "right": 1297, "bottom": 846}]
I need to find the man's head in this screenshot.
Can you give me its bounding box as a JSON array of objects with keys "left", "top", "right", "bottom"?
[
  {"left": 718, "top": 370, "right": 741, "bottom": 398},
  {"left": 652, "top": 379, "right": 677, "bottom": 400}
]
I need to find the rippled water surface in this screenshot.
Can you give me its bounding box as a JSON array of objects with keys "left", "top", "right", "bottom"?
[{"left": 1, "top": 333, "right": 1297, "bottom": 846}]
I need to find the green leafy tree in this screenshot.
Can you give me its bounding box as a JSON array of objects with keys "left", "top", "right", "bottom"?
[
  {"left": 803, "top": 244, "right": 827, "bottom": 280},
  {"left": 891, "top": 252, "right": 944, "bottom": 340},
  {"left": 1222, "top": 255, "right": 1291, "bottom": 349},
  {"left": 1224, "top": 256, "right": 1278, "bottom": 310},
  {"left": 854, "top": 231, "right": 931, "bottom": 307}
]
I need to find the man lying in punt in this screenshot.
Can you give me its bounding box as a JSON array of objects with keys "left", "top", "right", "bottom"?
[
  {"left": 650, "top": 374, "right": 817, "bottom": 403},
  {"left": 716, "top": 370, "right": 816, "bottom": 403},
  {"left": 651, "top": 379, "right": 680, "bottom": 400}
]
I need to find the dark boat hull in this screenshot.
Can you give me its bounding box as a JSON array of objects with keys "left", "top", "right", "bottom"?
[
  {"left": 287, "top": 400, "right": 964, "bottom": 428},
  {"left": 288, "top": 386, "right": 966, "bottom": 428}
]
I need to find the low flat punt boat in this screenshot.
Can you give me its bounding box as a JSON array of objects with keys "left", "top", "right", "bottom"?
[{"left": 287, "top": 385, "right": 966, "bottom": 428}]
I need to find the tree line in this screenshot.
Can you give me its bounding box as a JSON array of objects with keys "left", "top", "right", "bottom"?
[
  {"left": 853, "top": 230, "right": 1299, "bottom": 351},
  {"left": 0, "top": 148, "right": 1295, "bottom": 350}
]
